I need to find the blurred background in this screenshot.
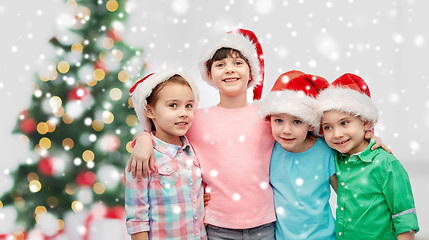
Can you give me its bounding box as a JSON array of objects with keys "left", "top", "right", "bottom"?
[{"left": 0, "top": 0, "right": 428, "bottom": 239}]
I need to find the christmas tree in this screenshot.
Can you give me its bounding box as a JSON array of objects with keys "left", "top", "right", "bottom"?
[{"left": 1, "top": 0, "right": 144, "bottom": 237}]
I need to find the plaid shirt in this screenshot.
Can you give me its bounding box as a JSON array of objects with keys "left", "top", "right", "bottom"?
[{"left": 125, "top": 134, "right": 206, "bottom": 239}]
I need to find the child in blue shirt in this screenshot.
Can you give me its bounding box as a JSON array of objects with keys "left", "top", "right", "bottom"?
[{"left": 259, "top": 70, "right": 337, "bottom": 240}]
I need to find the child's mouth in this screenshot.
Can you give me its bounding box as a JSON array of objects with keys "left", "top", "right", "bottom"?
[
  {"left": 223, "top": 78, "right": 239, "bottom": 82},
  {"left": 336, "top": 139, "right": 350, "bottom": 145}
]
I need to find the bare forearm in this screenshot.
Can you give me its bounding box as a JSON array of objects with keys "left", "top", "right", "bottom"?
[
  {"left": 131, "top": 231, "right": 148, "bottom": 240},
  {"left": 398, "top": 230, "right": 415, "bottom": 240},
  {"left": 134, "top": 132, "right": 152, "bottom": 146}
]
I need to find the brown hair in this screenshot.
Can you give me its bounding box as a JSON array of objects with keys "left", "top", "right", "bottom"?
[
  {"left": 146, "top": 74, "right": 192, "bottom": 131},
  {"left": 206, "top": 48, "right": 251, "bottom": 75}
]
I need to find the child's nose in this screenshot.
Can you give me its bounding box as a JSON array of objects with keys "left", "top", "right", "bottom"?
[
  {"left": 282, "top": 124, "right": 292, "bottom": 134},
  {"left": 179, "top": 107, "right": 188, "bottom": 117},
  {"left": 334, "top": 128, "right": 343, "bottom": 137},
  {"left": 225, "top": 63, "right": 235, "bottom": 72}
]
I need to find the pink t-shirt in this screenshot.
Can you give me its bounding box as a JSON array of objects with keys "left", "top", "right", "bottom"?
[{"left": 186, "top": 104, "right": 276, "bottom": 229}]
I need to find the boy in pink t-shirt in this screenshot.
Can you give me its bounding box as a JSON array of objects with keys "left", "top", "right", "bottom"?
[{"left": 129, "top": 29, "right": 276, "bottom": 239}]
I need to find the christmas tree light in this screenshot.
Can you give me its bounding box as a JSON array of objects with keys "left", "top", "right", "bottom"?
[{"left": 2, "top": 0, "right": 144, "bottom": 237}]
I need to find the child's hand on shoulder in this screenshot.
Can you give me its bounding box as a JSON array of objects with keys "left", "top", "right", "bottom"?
[
  {"left": 365, "top": 131, "right": 392, "bottom": 154},
  {"left": 204, "top": 193, "right": 211, "bottom": 207}
]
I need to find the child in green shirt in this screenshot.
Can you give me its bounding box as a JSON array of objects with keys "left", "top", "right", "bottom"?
[{"left": 318, "top": 73, "right": 419, "bottom": 240}]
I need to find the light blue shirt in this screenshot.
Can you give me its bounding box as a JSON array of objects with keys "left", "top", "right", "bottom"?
[{"left": 270, "top": 138, "right": 336, "bottom": 240}]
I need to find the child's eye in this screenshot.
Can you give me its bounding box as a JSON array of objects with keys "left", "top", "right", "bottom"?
[
  {"left": 186, "top": 104, "right": 193, "bottom": 109},
  {"left": 274, "top": 119, "right": 283, "bottom": 123},
  {"left": 234, "top": 61, "right": 243, "bottom": 65},
  {"left": 323, "top": 126, "right": 332, "bottom": 131},
  {"left": 169, "top": 103, "right": 177, "bottom": 108},
  {"left": 293, "top": 120, "right": 302, "bottom": 124},
  {"left": 341, "top": 121, "right": 349, "bottom": 126},
  {"left": 215, "top": 63, "right": 224, "bottom": 68}
]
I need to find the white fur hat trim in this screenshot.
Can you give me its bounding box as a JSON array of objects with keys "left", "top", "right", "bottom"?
[
  {"left": 317, "top": 87, "right": 378, "bottom": 128},
  {"left": 259, "top": 90, "right": 320, "bottom": 129}
]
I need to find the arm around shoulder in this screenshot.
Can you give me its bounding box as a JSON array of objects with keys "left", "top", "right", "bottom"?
[
  {"left": 329, "top": 173, "right": 338, "bottom": 193},
  {"left": 127, "top": 132, "right": 156, "bottom": 179}
]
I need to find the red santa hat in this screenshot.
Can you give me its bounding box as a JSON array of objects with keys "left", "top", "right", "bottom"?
[
  {"left": 259, "top": 70, "right": 329, "bottom": 131},
  {"left": 317, "top": 73, "right": 378, "bottom": 128},
  {"left": 130, "top": 70, "right": 199, "bottom": 132},
  {"left": 198, "top": 28, "right": 264, "bottom": 100}
]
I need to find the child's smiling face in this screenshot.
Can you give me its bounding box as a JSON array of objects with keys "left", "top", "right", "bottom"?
[
  {"left": 146, "top": 83, "right": 195, "bottom": 146},
  {"left": 321, "top": 110, "right": 371, "bottom": 156},
  {"left": 208, "top": 53, "right": 251, "bottom": 98},
  {"left": 270, "top": 113, "right": 315, "bottom": 153}
]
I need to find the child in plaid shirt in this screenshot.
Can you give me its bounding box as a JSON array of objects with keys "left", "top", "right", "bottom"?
[{"left": 125, "top": 70, "right": 206, "bottom": 239}]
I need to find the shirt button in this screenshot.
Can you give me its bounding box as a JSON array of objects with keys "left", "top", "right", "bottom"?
[
  {"left": 345, "top": 161, "right": 348, "bottom": 164},
  {"left": 339, "top": 232, "right": 342, "bottom": 236},
  {"left": 341, "top": 182, "right": 345, "bottom": 186},
  {"left": 166, "top": 168, "right": 170, "bottom": 173},
  {"left": 194, "top": 216, "right": 198, "bottom": 220},
  {"left": 341, "top": 207, "right": 344, "bottom": 211},
  {"left": 190, "top": 182, "right": 193, "bottom": 186}
]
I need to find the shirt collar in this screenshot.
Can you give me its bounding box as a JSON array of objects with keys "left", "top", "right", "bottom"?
[
  {"left": 151, "top": 133, "right": 191, "bottom": 158},
  {"left": 339, "top": 139, "right": 376, "bottom": 163}
]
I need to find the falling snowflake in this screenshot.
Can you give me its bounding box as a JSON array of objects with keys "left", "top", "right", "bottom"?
[
  {"left": 238, "top": 134, "right": 246, "bottom": 142},
  {"left": 171, "top": 0, "right": 190, "bottom": 15},
  {"left": 414, "top": 34, "right": 425, "bottom": 47},
  {"left": 232, "top": 193, "right": 240, "bottom": 201},
  {"left": 409, "top": 140, "right": 420, "bottom": 153},
  {"left": 315, "top": 34, "right": 340, "bottom": 61},
  {"left": 254, "top": 0, "right": 273, "bottom": 14},
  {"left": 296, "top": 178, "right": 304, "bottom": 186}
]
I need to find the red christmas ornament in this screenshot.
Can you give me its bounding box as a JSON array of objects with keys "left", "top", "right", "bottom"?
[
  {"left": 94, "top": 61, "right": 109, "bottom": 74},
  {"left": 0, "top": 231, "right": 26, "bottom": 240},
  {"left": 19, "top": 109, "right": 30, "bottom": 117},
  {"left": 105, "top": 206, "right": 126, "bottom": 219},
  {"left": 107, "top": 29, "right": 123, "bottom": 42},
  {"left": 38, "top": 157, "right": 55, "bottom": 177},
  {"left": 18, "top": 110, "right": 37, "bottom": 134},
  {"left": 68, "top": 87, "right": 90, "bottom": 101},
  {"left": 106, "top": 21, "right": 125, "bottom": 42},
  {"left": 20, "top": 117, "right": 37, "bottom": 134},
  {"left": 76, "top": 171, "right": 96, "bottom": 186}
]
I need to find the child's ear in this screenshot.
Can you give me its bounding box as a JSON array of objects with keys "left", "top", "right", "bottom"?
[
  {"left": 145, "top": 106, "right": 154, "bottom": 119},
  {"left": 247, "top": 72, "right": 252, "bottom": 85},
  {"left": 363, "top": 121, "right": 371, "bottom": 131},
  {"left": 308, "top": 126, "right": 315, "bottom": 131},
  {"left": 208, "top": 71, "right": 214, "bottom": 83}
]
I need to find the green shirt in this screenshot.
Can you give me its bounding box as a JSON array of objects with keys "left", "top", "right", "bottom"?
[{"left": 335, "top": 140, "right": 419, "bottom": 240}]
